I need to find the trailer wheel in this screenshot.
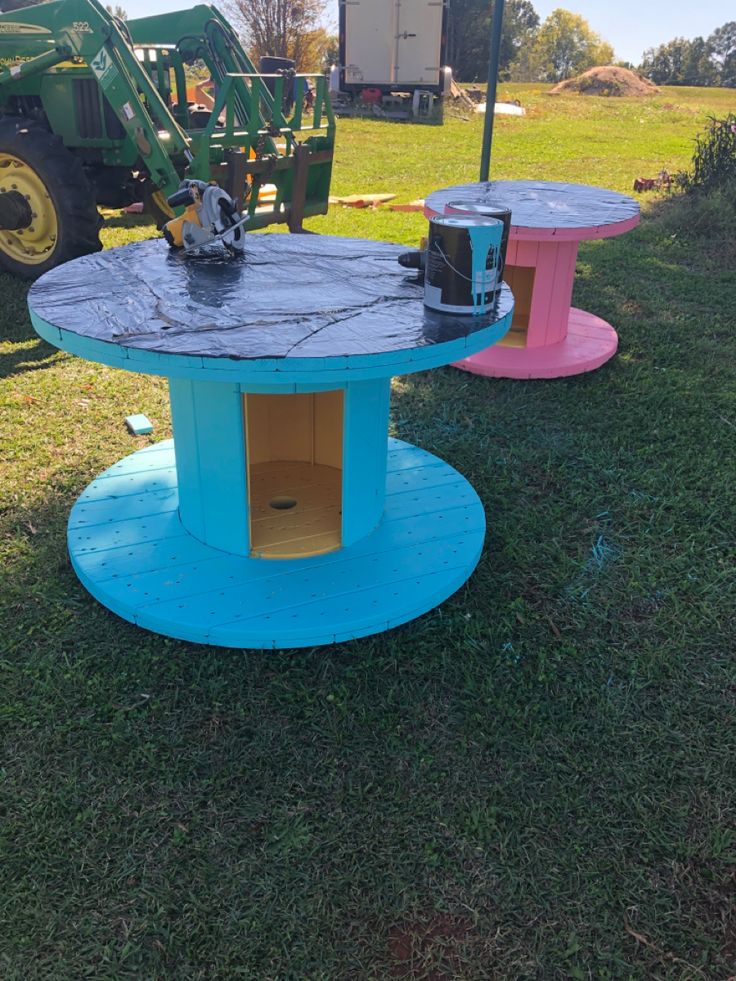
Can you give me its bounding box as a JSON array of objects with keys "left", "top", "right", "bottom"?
[{"left": 0, "top": 117, "right": 102, "bottom": 279}]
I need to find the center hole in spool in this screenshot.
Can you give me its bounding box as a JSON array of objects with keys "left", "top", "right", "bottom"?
[{"left": 269, "top": 495, "right": 297, "bottom": 511}]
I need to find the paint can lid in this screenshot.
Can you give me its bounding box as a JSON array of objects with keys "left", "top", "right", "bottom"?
[
  {"left": 429, "top": 214, "right": 504, "bottom": 229},
  {"left": 445, "top": 200, "right": 512, "bottom": 219}
]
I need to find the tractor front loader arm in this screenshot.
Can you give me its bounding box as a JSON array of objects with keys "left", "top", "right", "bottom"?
[
  {"left": 0, "top": 0, "right": 335, "bottom": 272},
  {"left": 0, "top": 44, "right": 71, "bottom": 85},
  {"left": 50, "top": 0, "right": 189, "bottom": 197}
]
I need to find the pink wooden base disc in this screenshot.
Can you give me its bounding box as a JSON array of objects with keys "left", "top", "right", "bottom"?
[{"left": 452, "top": 308, "right": 618, "bottom": 380}]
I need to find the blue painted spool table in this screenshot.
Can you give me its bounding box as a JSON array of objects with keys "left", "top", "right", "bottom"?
[{"left": 28, "top": 234, "right": 513, "bottom": 648}]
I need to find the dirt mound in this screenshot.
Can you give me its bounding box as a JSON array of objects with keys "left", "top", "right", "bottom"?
[{"left": 550, "top": 66, "right": 658, "bottom": 97}]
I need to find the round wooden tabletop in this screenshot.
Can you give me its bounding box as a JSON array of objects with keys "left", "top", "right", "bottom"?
[
  {"left": 29, "top": 234, "right": 514, "bottom": 385},
  {"left": 425, "top": 180, "right": 640, "bottom": 242}
]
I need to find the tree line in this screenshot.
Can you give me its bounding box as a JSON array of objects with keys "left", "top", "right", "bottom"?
[
  {"left": 223, "top": 0, "right": 335, "bottom": 76},
  {"left": 221, "top": 0, "right": 735, "bottom": 90},
  {"left": 448, "top": 1, "right": 735, "bottom": 87},
  {"left": 639, "top": 23, "right": 736, "bottom": 87},
  {"left": 448, "top": 2, "right": 613, "bottom": 83}
]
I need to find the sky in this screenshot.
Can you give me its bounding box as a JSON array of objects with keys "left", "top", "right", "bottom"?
[
  {"left": 525, "top": 0, "right": 734, "bottom": 64},
  {"left": 121, "top": 0, "right": 734, "bottom": 68}
]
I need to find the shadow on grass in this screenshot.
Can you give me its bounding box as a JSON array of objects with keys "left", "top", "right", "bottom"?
[
  {"left": 2, "top": 187, "right": 735, "bottom": 979},
  {"left": 0, "top": 338, "right": 60, "bottom": 377},
  {"left": 4, "top": 471, "right": 736, "bottom": 978},
  {"left": 391, "top": 182, "right": 735, "bottom": 667},
  {"left": 0, "top": 270, "right": 61, "bottom": 376}
]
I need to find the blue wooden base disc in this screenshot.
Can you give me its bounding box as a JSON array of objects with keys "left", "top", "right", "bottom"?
[{"left": 68, "top": 439, "right": 486, "bottom": 649}]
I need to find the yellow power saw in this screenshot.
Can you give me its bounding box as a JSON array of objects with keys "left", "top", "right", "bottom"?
[{"left": 162, "top": 180, "right": 246, "bottom": 254}]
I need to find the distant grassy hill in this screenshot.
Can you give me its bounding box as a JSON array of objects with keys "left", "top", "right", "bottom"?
[
  {"left": 299, "top": 83, "right": 733, "bottom": 245},
  {"left": 97, "top": 84, "right": 733, "bottom": 252}
]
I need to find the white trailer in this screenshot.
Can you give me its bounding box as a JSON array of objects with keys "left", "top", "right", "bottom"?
[{"left": 339, "top": 0, "right": 449, "bottom": 94}]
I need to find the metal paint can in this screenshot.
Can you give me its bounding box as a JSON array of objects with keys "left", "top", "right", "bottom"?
[
  {"left": 445, "top": 200, "right": 511, "bottom": 283},
  {"left": 424, "top": 215, "right": 505, "bottom": 316}
]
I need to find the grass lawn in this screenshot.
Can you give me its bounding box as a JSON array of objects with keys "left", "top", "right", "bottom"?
[{"left": 1, "top": 85, "right": 735, "bottom": 979}]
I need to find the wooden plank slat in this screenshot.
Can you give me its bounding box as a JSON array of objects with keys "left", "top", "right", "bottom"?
[
  {"left": 69, "top": 487, "right": 178, "bottom": 530},
  {"left": 342, "top": 378, "right": 390, "bottom": 546},
  {"left": 78, "top": 465, "right": 177, "bottom": 503}
]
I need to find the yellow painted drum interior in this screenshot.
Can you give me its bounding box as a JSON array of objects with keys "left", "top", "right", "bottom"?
[{"left": 244, "top": 391, "right": 344, "bottom": 558}]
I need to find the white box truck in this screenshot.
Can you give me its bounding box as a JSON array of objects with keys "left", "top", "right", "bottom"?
[{"left": 338, "top": 0, "right": 450, "bottom": 118}]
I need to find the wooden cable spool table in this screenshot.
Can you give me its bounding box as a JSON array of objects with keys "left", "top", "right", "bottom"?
[
  {"left": 29, "top": 234, "right": 514, "bottom": 649},
  {"left": 424, "top": 180, "right": 640, "bottom": 379}
]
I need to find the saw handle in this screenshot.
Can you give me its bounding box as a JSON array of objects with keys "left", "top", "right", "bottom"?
[
  {"left": 167, "top": 186, "right": 195, "bottom": 208},
  {"left": 166, "top": 179, "right": 210, "bottom": 209},
  {"left": 218, "top": 194, "right": 237, "bottom": 217}
]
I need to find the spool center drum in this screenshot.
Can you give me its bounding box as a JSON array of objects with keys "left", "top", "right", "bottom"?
[{"left": 424, "top": 215, "right": 505, "bottom": 316}]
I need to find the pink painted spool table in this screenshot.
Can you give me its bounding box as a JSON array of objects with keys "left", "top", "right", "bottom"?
[{"left": 424, "top": 180, "right": 640, "bottom": 379}]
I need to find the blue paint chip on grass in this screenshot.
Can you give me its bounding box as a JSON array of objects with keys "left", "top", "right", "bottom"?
[{"left": 125, "top": 414, "right": 153, "bottom": 436}]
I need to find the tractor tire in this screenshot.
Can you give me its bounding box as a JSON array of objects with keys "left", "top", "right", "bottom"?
[{"left": 0, "top": 117, "right": 102, "bottom": 279}]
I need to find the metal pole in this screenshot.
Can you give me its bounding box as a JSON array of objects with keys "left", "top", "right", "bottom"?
[{"left": 479, "top": 0, "right": 505, "bottom": 183}]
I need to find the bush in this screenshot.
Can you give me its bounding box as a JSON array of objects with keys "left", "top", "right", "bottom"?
[
  {"left": 677, "top": 113, "right": 736, "bottom": 191},
  {"left": 651, "top": 180, "right": 736, "bottom": 270}
]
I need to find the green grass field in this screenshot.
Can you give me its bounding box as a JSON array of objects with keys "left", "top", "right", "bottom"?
[{"left": 1, "top": 85, "right": 735, "bottom": 979}]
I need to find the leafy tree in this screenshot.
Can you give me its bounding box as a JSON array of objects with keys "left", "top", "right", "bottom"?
[
  {"left": 526, "top": 9, "right": 614, "bottom": 82},
  {"left": 640, "top": 39, "right": 689, "bottom": 84},
  {"left": 322, "top": 33, "right": 339, "bottom": 73},
  {"left": 682, "top": 37, "right": 720, "bottom": 86},
  {"left": 223, "top": 0, "right": 328, "bottom": 71},
  {"left": 105, "top": 4, "right": 127, "bottom": 19},
  {"left": 708, "top": 21, "right": 736, "bottom": 87},
  {"left": 448, "top": 0, "right": 539, "bottom": 83},
  {"left": 639, "top": 22, "right": 736, "bottom": 87},
  {"left": 499, "top": 0, "right": 540, "bottom": 79},
  {"left": 640, "top": 36, "right": 719, "bottom": 86},
  {"left": 296, "top": 26, "right": 335, "bottom": 73}
]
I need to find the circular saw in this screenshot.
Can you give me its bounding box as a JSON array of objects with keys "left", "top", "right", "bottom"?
[{"left": 162, "top": 180, "right": 246, "bottom": 254}]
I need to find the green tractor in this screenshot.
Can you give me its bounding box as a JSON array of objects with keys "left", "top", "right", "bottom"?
[{"left": 0, "top": 0, "right": 335, "bottom": 276}]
